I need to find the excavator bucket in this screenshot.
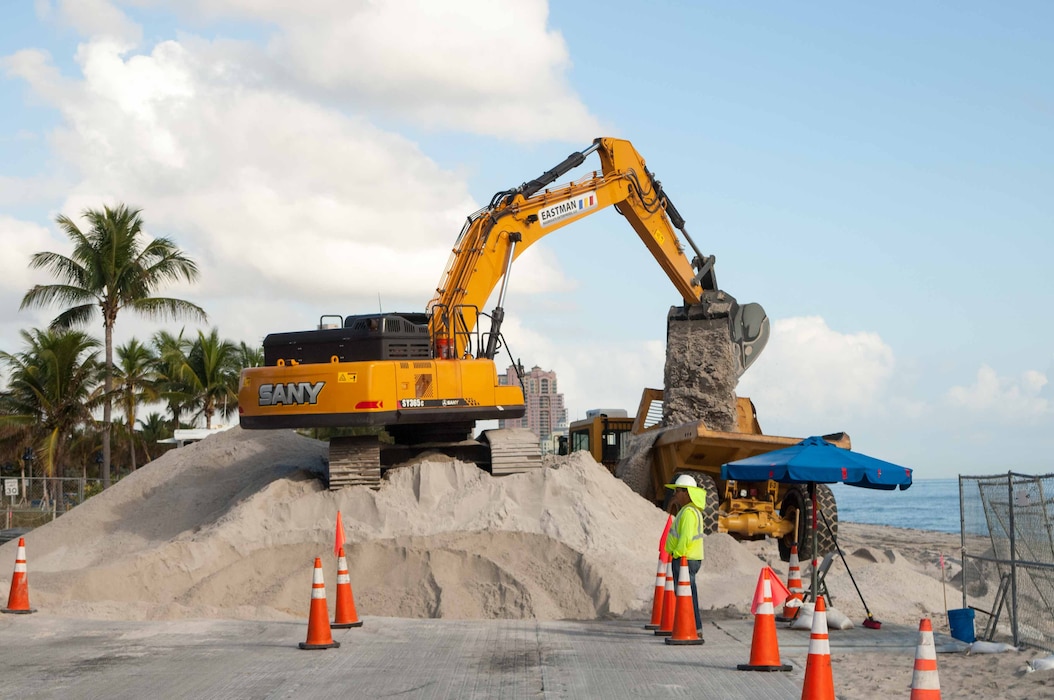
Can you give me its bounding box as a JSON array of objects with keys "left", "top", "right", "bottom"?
[
  {"left": 732, "top": 301, "right": 770, "bottom": 376},
  {"left": 667, "top": 293, "right": 770, "bottom": 379}
]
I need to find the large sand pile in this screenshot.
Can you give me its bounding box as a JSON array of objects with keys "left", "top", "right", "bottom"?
[
  {"left": 0, "top": 428, "right": 772, "bottom": 622},
  {"left": 0, "top": 428, "right": 993, "bottom": 633}
]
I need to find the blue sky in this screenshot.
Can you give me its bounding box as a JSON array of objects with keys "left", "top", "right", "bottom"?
[{"left": 1, "top": 1, "right": 1051, "bottom": 478}]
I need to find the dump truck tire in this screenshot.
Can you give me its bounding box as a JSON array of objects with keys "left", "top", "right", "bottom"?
[
  {"left": 778, "top": 486, "right": 806, "bottom": 561},
  {"left": 694, "top": 473, "right": 720, "bottom": 535},
  {"left": 815, "top": 484, "right": 838, "bottom": 556},
  {"left": 778, "top": 484, "right": 838, "bottom": 562}
]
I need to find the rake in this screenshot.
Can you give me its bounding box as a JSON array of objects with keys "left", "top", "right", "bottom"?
[{"left": 820, "top": 510, "right": 881, "bottom": 629}]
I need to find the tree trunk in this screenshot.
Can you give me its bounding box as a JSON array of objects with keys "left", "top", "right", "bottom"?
[
  {"left": 128, "top": 426, "right": 137, "bottom": 470},
  {"left": 128, "top": 405, "right": 138, "bottom": 471},
  {"left": 102, "top": 321, "right": 113, "bottom": 488}
]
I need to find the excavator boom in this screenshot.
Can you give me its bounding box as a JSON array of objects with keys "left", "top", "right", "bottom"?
[{"left": 427, "top": 138, "right": 767, "bottom": 376}]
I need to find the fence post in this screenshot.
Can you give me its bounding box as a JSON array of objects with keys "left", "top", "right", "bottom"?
[
  {"left": 1008, "top": 471, "right": 1019, "bottom": 647},
  {"left": 959, "top": 475, "right": 966, "bottom": 610}
]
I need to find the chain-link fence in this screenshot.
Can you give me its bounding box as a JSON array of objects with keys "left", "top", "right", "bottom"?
[
  {"left": 960, "top": 472, "right": 1054, "bottom": 651},
  {"left": 1, "top": 476, "right": 102, "bottom": 531}
]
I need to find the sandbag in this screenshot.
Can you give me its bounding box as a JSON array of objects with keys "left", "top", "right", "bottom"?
[
  {"left": 969, "top": 640, "right": 1018, "bottom": 654},
  {"left": 788, "top": 602, "right": 854, "bottom": 630},
  {"left": 1027, "top": 654, "right": 1054, "bottom": 672},
  {"left": 825, "top": 606, "right": 855, "bottom": 630}
]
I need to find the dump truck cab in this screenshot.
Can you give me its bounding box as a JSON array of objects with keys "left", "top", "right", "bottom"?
[{"left": 566, "top": 409, "right": 636, "bottom": 474}]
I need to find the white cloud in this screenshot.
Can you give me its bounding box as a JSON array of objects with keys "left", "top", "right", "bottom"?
[
  {"left": 34, "top": 0, "right": 52, "bottom": 20},
  {"left": 49, "top": 0, "right": 142, "bottom": 45},
  {"left": 463, "top": 314, "right": 902, "bottom": 432},
  {"left": 492, "top": 315, "right": 665, "bottom": 419},
  {"left": 502, "top": 244, "right": 577, "bottom": 296},
  {"left": 946, "top": 365, "right": 1049, "bottom": 422},
  {"left": 0, "top": 217, "right": 57, "bottom": 305},
  {"left": 158, "top": 0, "right": 604, "bottom": 140},
  {"left": 6, "top": 39, "right": 481, "bottom": 309},
  {"left": 2, "top": 48, "right": 74, "bottom": 104},
  {"left": 736, "top": 316, "right": 896, "bottom": 430},
  {"left": 0, "top": 217, "right": 65, "bottom": 338},
  {"left": 1, "top": 9, "right": 600, "bottom": 360}
]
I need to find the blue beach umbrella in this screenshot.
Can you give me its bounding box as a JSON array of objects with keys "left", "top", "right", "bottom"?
[
  {"left": 720, "top": 436, "right": 913, "bottom": 491},
  {"left": 722, "top": 436, "right": 913, "bottom": 611}
]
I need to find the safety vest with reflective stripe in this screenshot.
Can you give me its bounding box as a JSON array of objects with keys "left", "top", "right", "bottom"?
[{"left": 665, "top": 504, "right": 705, "bottom": 561}]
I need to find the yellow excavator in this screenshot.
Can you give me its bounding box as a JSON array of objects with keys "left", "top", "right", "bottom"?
[{"left": 237, "top": 137, "right": 769, "bottom": 488}]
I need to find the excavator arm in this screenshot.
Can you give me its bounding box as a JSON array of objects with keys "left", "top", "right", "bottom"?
[{"left": 427, "top": 137, "right": 767, "bottom": 377}]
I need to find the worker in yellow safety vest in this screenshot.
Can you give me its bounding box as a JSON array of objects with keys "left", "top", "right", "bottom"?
[{"left": 664, "top": 473, "right": 707, "bottom": 636}]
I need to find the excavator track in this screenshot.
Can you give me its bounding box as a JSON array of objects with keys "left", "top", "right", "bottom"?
[
  {"left": 480, "top": 428, "right": 544, "bottom": 476},
  {"left": 327, "top": 436, "right": 382, "bottom": 489},
  {"left": 325, "top": 429, "right": 543, "bottom": 491}
]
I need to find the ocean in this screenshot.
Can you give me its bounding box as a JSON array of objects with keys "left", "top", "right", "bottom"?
[{"left": 830, "top": 478, "right": 961, "bottom": 534}]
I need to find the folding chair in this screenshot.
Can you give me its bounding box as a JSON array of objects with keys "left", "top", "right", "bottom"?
[{"left": 804, "top": 552, "right": 835, "bottom": 605}]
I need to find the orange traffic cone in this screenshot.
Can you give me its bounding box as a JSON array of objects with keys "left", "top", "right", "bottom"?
[
  {"left": 910, "top": 618, "right": 941, "bottom": 699},
  {"left": 332, "top": 547, "right": 363, "bottom": 629},
  {"left": 647, "top": 515, "right": 673, "bottom": 630},
  {"left": 801, "top": 595, "right": 835, "bottom": 699},
  {"left": 299, "top": 557, "right": 340, "bottom": 650},
  {"left": 654, "top": 560, "right": 675, "bottom": 637},
  {"left": 778, "top": 543, "right": 803, "bottom": 622},
  {"left": 738, "top": 568, "right": 791, "bottom": 671},
  {"left": 644, "top": 554, "right": 667, "bottom": 630},
  {"left": 2, "top": 537, "right": 36, "bottom": 614},
  {"left": 665, "top": 556, "right": 703, "bottom": 645}
]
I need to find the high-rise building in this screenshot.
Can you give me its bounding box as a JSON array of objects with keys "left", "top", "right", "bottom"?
[{"left": 498, "top": 364, "right": 568, "bottom": 453}]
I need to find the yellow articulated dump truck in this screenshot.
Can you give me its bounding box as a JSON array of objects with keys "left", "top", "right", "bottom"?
[{"left": 566, "top": 389, "right": 849, "bottom": 562}]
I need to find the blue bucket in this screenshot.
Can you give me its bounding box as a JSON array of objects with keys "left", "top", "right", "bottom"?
[{"left": 947, "top": 607, "right": 975, "bottom": 643}]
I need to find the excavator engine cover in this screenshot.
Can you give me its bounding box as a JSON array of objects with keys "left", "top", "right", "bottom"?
[{"left": 263, "top": 313, "right": 431, "bottom": 366}]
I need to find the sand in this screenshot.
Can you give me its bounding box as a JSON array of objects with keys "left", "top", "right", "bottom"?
[{"left": 1, "top": 427, "right": 1051, "bottom": 698}]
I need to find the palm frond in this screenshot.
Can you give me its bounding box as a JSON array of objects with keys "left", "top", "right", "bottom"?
[
  {"left": 130, "top": 297, "right": 208, "bottom": 322},
  {"left": 48, "top": 304, "right": 98, "bottom": 330},
  {"left": 20, "top": 284, "right": 96, "bottom": 312}
]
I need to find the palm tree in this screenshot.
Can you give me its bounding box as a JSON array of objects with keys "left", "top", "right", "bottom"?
[
  {"left": 60, "top": 424, "right": 101, "bottom": 490},
  {"left": 114, "top": 338, "right": 159, "bottom": 472},
  {"left": 137, "top": 412, "right": 172, "bottom": 463},
  {"left": 20, "top": 204, "right": 206, "bottom": 488},
  {"left": 236, "top": 340, "right": 263, "bottom": 369},
  {"left": 179, "top": 328, "right": 240, "bottom": 429},
  {"left": 0, "top": 328, "right": 101, "bottom": 505},
  {"left": 152, "top": 329, "right": 194, "bottom": 432}
]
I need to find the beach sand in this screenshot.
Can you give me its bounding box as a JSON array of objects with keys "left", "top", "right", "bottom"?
[{"left": 1, "top": 427, "right": 1050, "bottom": 698}]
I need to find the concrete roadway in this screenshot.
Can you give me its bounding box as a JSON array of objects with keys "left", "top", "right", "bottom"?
[{"left": 0, "top": 614, "right": 945, "bottom": 699}]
